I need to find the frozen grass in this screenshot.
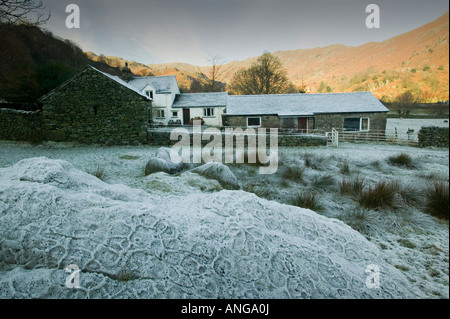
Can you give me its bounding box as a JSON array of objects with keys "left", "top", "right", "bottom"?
[
  {"left": 358, "top": 181, "right": 399, "bottom": 210},
  {"left": 303, "top": 153, "right": 327, "bottom": 170},
  {"left": 281, "top": 165, "right": 306, "bottom": 183},
  {"left": 290, "top": 191, "right": 323, "bottom": 212},
  {"left": 388, "top": 153, "right": 414, "bottom": 168},
  {"left": 88, "top": 165, "right": 108, "bottom": 182},
  {"left": 310, "top": 174, "right": 337, "bottom": 191},
  {"left": 339, "top": 209, "right": 380, "bottom": 235},
  {"left": 340, "top": 175, "right": 366, "bottom": 198},
  {"left": 338, "top": 159, "right": 351, "bottom": 175},
  {"left": 425, "top": 182, "right": 449, "bottom": 220}
]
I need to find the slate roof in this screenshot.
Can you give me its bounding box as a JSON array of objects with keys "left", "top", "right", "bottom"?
[
  {"left": 172, "top": 92, "right": 228, "bottom": 108},
  {"left": 128, "top": 75, "right": 179, "bottom": 94},
  {"left": 39, "top": 66, "right": 151, "bottom": 101},
  {"left": 226, "top": 92, "right": 389, "bottom": 116}
]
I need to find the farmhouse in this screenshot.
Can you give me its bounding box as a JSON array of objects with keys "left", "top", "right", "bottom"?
[
  {"left": 223, "top": 92, "right": 389, "bottom": 132},
  {"left": 172, "top": 92, "right": 228, "bottom": 126},
  {"left": 39, "top": 66, "right": 152, "bottom": 144},
  {"left": 127, "top": 76, "right": 226, "bottom": 127},
  {"left": 127, "top": 75, "right": 180, "bottom": 125},
  {"left": 1, "top": 66, "right": 391, "bottom": 145}
]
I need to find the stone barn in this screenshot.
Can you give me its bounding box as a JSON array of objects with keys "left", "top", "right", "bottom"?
[
  {"left": 223, "top": 92, "right": 389, "bottom": 133},
  {"left": 39, "top": 66, "right": 152, "bottom": 144}
]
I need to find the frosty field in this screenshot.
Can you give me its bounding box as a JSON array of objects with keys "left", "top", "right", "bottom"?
[{"left": 0, "top": 140, "right": 448, "bottom": 299}]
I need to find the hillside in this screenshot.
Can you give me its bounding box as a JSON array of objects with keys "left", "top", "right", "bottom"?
[
  {"left": 91, "top": 11, "right": 449, "bottom": 102},
  {"left": 1, "top": 12, "right": 448, "bottom": 104},
  {"left": 203, "top": 11, "right": 449, "bottom": 102},
  {"left": 0, "top": 23, "right": 131, "bottom": 106}
]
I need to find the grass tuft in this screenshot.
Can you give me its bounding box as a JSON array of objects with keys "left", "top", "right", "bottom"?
[
  {"left": 89, "top": 165, "right": 108, "bottom": 181},
  {"left": 424, "top": 182, "right": 449, "bottom": 220},
  {"left": 281, "top": 165, "right": 305, "bottom": 183},
  {"left": 290, "top": 191, "right": 323, "bottom": 212},
  {"left": 338, "top": 160, "right": 351, "bottom": 175},
  {"left": 388, "top": 153, "right": 414, "bottom": 168},
  {"left": 311, "top": 174, "right": 336, "bottom": 191},
  {"left": 340, "top": 175, "right": 366, "bottom": 198},
  {"left": 358, "top": 180, "right": 399, "bottom": 210},
  {"left": 303, "top": 153, "right": 326, "bottom": 170}
]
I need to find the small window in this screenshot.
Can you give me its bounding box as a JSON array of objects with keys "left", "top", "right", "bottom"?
[
  {"left": 247, "top": 117, "right": 261, "bottom": 128},
  {"left": 203, "top": 108, "right": 215, "bottom": 117},
  {"left": 145, "top": 90, "right": 154, "bottom": 99},
  {"left": 172, "top": 111, "right": 178, "bottom": 117},
  {"left": 156, "top": 110, "right": 165, "bottom": 118}
]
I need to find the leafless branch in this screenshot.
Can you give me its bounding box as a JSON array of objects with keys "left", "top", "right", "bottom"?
[{"left": 0, "top": 0, "right": 50, "bottom": 25}]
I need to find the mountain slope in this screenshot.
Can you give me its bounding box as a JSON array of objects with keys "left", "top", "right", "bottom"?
[{"left": 92, "top": 12, "right": 448, "bottom": 102}]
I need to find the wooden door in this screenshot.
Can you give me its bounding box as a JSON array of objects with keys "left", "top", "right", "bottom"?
[
  {"left": 298, "top": 117, "right": 307, "bottom": 133},
  {"left": 183, "top": 109, "right": 190, "bottom": 125}
]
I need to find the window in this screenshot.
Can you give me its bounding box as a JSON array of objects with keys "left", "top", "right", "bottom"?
[
  {"left": 145, "top": 90, "right": 154, "bottom": 99},
  {"left": 343, "top": 117, "right": 370, "bottom": 131},
  {"left": 361, "top": 118, "right": 370, "bottom": 131},
  {"left": 156, "top": 110, "right": 165, "bottom": 118},
  {"left": 247, "top": 117, "right": 261, "bottom": 128},
  {"left": 203, "top": 108, "right": 215, "bottom": 117},
  {"left": 172, "top": 111, "right": 179, "bottom": 117}
]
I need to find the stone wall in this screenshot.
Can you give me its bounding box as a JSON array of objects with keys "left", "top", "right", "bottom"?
[
  {"left": 224, "top": 113, "right": 388, "bottom": 132},
  {"left": 223, "top": 115, "right": 280, "bottom": 128},
  {"left": 148, "top": 129, "right": 327, "bottom": 147},
  {"left": 418, "top": 127, "right": 449, "bottom": 148},
  {"left": 41, "top": 68, "right": 151, "bottom": 144},
  {"left": 0, "top": 108, "right": 42, "bottom": 142},
  {"left": 314, "top": 112, "right": 387, "bottom": 132}
]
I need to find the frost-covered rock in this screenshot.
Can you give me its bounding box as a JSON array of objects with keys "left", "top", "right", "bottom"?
[
  {"left": 0, "top": 158, "right": 416, "bottom": 299},
  {"left": 190, "top": 162, "right": 240, "bottom": 190},
  {"left": 144, "top": 148, "right": 184, "bottom": 176},
  {"left": 156, "top": 147, "right": 184, "bottom": 173},
  {"left": 144, "top": 157, "right": 170, "bottom": 175}
]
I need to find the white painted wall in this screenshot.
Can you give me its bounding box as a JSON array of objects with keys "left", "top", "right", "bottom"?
[{"left": 188, "top": 107, "right": 225, "bottom": 127}]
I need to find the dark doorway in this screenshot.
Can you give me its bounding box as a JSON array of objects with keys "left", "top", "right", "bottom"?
[
  {"left": 298, "top": 117, "right": 307, "bottom": 133},
  {"left": 183, "top": 109, "right": 190, "bottom": 125}
]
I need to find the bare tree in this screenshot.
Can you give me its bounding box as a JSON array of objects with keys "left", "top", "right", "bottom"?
[
  {"left": 206, "top": 54, "right": 229, "bottom": 92},
  {"left": 0, "top": 0, "right": 50, "bottom": 25},
  {"left": 229, "top": 52, "right": 293, "bottom": 95}
]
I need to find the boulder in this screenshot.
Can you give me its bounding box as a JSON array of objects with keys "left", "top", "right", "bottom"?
[
  {"left": 190, "top": 162, "right": 240, "bottom": 190},
  {"left": 0, "top": 158, "right": 417, "bottom": 299},
  {"left": 156, "top": 147, "right": 184, "bottom": 173},
  {"left": 144, "top": 157, "right": 170, "bottom": 176}
]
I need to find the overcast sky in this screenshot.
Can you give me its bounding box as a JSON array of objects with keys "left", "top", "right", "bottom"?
[{"left": 41, "top": 0, "right": 449, "bottom": 66}]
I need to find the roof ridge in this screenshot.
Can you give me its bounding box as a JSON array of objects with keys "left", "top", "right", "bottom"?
[{"left": 229, "top": 91, "right": 372, "bottom": 98}]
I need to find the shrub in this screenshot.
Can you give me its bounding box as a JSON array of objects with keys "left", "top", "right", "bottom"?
[
  {"left": 290, "top": 191, "right": 323, "bottom": 212},
  {"left": 358, "top": 181, "right": 399, "bottom": 210},
  {"left": 424, "top": 182, "right": 449, "bottom": 220},
  {"left": 388, "top": 153, "right": 413, "bottom": 168}
]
